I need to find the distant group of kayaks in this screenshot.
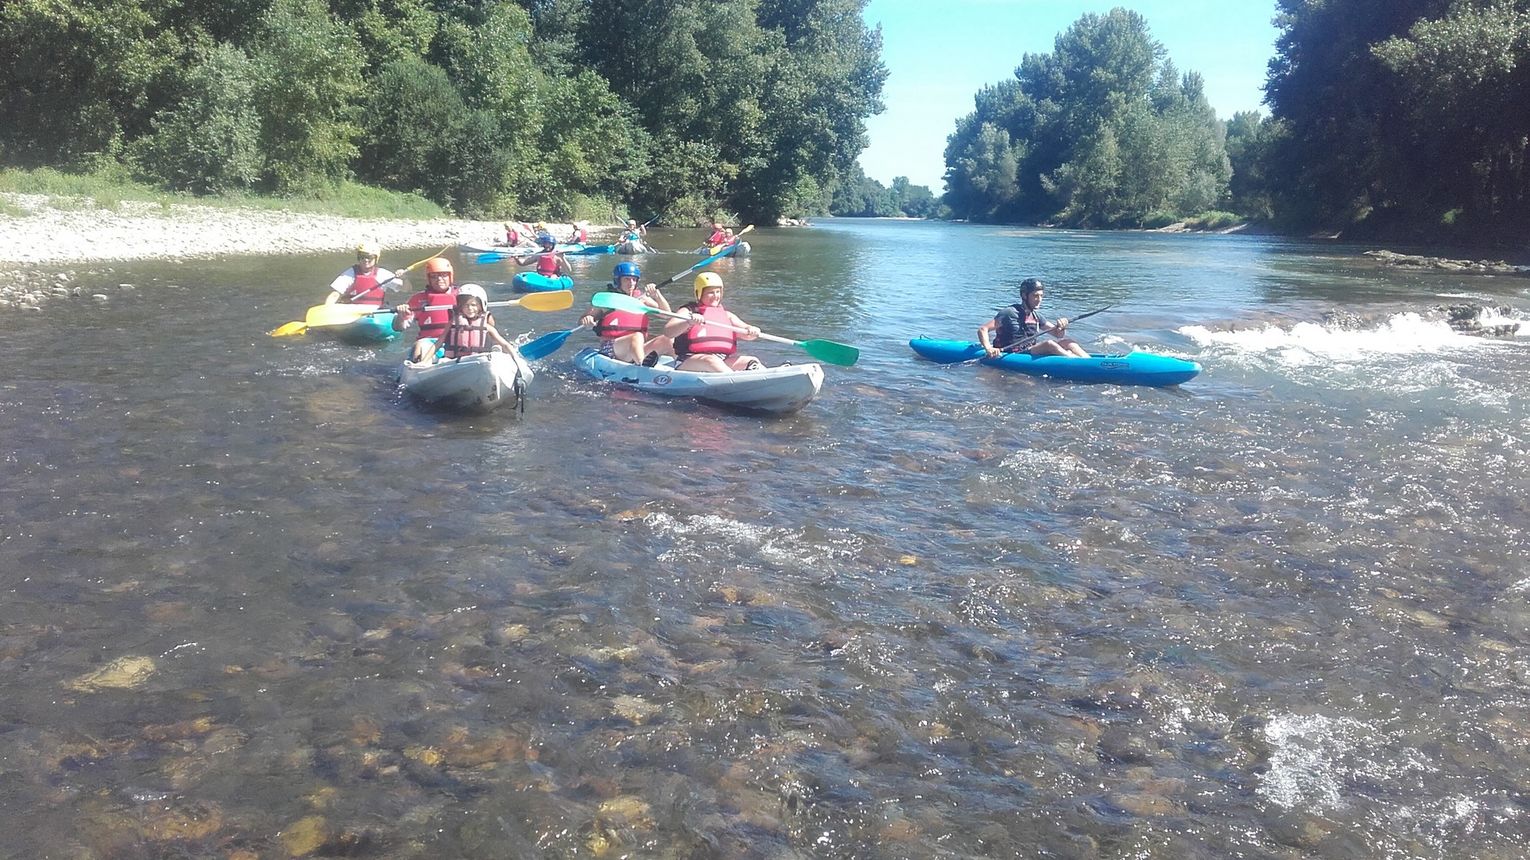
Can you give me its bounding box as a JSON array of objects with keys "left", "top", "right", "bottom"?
[{"left": 270, "top": 229, "right": 1201, "bottom": 416}]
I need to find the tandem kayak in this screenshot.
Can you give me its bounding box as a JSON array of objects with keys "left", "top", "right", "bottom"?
[
  {"left": 563, "top": 244, "right": 616, "bottom": 256},
  {"left": 700, "top": 241, "right": 751, "bottom": 258},
  {"left": 615, "top": 239, "right": 650, "bottom": 255},
  {"left": 512, "top": 272, "right": 574, "bottom": 293},
  {"left": 327, "top": 310, "right": 399, "bottom": 345},
  {"left": 400, "top": 348, "right": 534, "bottom": 413},
  {"left": 573, "top": 348, "right": 822, "bottom": 414},
  {"left": 908, "top": 338, "right": 1201, "bottom": 387}
]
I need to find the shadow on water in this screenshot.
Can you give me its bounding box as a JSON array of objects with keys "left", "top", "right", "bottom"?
[{"left": 1, "top": 225, "right": 1529, "bottom": 856}]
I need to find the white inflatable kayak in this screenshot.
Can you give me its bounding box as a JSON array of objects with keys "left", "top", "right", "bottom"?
[
  {"left": 573, "top": 348, "right": 822, "bottom": 414},
  {"left": 399, "top": 348, "right": 534, "bottom": 413}
]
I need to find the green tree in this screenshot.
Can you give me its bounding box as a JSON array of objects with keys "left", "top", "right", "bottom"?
[
  {"left": 133, "top": 44, "right": 263, "bottom": 194},
  {"left": 250, "top": 0, "right": 364, "bottom": 192}
]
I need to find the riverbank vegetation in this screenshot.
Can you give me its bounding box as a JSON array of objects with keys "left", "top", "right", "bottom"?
[
  {"left": 0, "top": 0, "right": 886, "bottom": 224},
  {"left": 941, "top": 3, "right": 1530, "bottom": 245}
]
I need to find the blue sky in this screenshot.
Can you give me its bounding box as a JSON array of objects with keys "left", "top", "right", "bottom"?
[{"left": 857, "top": 1, "right": 1282, "bottom": 191}]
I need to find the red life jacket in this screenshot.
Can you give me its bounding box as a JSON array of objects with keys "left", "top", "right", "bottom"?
[
  {"left": 679, "top": 304, "right": 737, "bottom": 356},
  {"left": 536, "top": 253, "right": 560, "bottom": 277},
  {"left": 707, "top": 230, "right": 727, "bottom": 246},
  {"left": 407, "top": 287, "right": 458, "bottom": 339},
  {"left": 576, "top": 226, "right": 588, "bottom": 243},
  {"left": 506, "top": 228, "right": 520, "bottom": 245},
  {"left": 593, "top": 289, "right": 648, "bottom": 339},
  {"left": 439, "top": 313, "right": 491, "bottom": 358},
  {"left": 343, "top": 267, "right": 386, "bottom": 306}
]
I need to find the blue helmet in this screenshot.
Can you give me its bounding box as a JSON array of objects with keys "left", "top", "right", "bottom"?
[
  {"left": 537, "top": 233, "right": 556, "bottom": 249},
  {"left": 613, "top": 261, "right": 641, "bottom": 281}
]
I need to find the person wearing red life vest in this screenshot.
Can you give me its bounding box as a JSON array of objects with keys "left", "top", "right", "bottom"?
[
  {"left": 502, "top": 223, "right": 522, "bottom": 247},
  {"left": 428, "top": 284, "right": 517, "bottom": 364},
  {"left": 579, "top": 261, "right": 673, "bottom": 365},
  {"left": 325, "top": 242, "right": 397, "bottom": 306},
  {"left": 394, "top": 257, "right": 460, "bottom": 362},
  {"left": 514, "top": 234, "right": 572, "bottom": 278},
  {"left": 661, "top": 272, "right": 764, "bottom": 373},
  {"left": 704, "top": 219, "right": 727, "bottom": 248}
]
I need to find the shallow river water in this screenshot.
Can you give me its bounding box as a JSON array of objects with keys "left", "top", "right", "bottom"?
[{"left": 3, "top": 219, "right": 1530, "bottom": 858}]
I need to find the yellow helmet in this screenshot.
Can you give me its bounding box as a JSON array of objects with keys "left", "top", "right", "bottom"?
[
  {"left": 694, "top": 271, "right": 724, "bottom": 299},
  {"left": 355, "top": 241, "right": 380, "bottom": 259}
]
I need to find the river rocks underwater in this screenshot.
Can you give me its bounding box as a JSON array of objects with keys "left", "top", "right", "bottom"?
[{"left": 1, "top": 220, "right": 1529, "bottom": 858}]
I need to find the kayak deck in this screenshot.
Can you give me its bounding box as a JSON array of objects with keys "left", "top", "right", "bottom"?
[
  {"left": 909, "top": 338, "right": 1200, "bottom": 387},
  {"left": 573, "top": 348, "right": 822, "bottom": 413},
  {"left": 399, "top": 349, "right": 534, "bottom": 413}
]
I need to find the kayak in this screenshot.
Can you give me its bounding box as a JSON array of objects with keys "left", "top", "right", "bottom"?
[
  {"left": 512, "top": 272, "right": 574, "bottom": 293},
  {"left": 399, "top": 348, "right": 534, "bottom": 413},
  {"left": 701, "top": 241, "right": 751, "bottom": 258},
  {"left": 328, "top": 310, "right": 399, "bottom": 345},
  {"left": 564, "top": 244, "right": 616, "bottom": 256},
  {"left": 616, "top": 240, "right": 649, "bottom": 255},
  {"left": 573, "top": 348, "right": 823, "bottom": 414},
  {"left": 908, "top": 338, "right": 1201, "bottom": 387}
]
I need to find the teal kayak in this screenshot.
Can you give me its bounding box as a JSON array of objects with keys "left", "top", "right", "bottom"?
[
  {"left": 512, "top": 273, "right": 574, "bottom": 293},
  {"left": 329, "top": 310, "right": 399, "bottom": 345},
  {"left": 909, "top": 338, "right": 1200, "bottom": 387}
]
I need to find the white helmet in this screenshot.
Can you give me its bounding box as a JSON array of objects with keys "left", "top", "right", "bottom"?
[{"left": 457, "top": 284, "right": 488, "bottom": 303}]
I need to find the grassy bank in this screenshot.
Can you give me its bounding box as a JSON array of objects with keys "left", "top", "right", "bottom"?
[{"left": 0, "top": 167, "right": 447, "bottom": 220}]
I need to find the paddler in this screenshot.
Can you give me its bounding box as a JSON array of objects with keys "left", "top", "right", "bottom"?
[
  {"left": 325, "top": 242, "right": 396, "bottom": 307},
  {"left": 978, "top": 278, "right": 1088, "bottom": 359},
  {"left": 393, "top": 257, "right": 459, "bottom": 362},
  {"left": 428, "top": 284, "right": 518, "bottom": 364},
  {"left": 662, "top": 272, "right": 764, "bottom": 373},
  {"left": 578, "top": 261, "right": 673, "bottom": 365},
  {"left": 704, "top": 220, "right": 727, "bottom": 248},
  {"left": 513, "top": 234, "right": 572, "bottom": 279}
]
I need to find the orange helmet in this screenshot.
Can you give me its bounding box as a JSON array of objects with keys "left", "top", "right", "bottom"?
[
  {"left": 424, "top": 257, "right": 453, "bottom": 276},
  {"left": 694, "top": 271, "right": 724, "bottom": 299}
]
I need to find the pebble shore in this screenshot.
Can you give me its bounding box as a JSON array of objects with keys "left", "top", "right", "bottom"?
[{"left": 0, "top": 192, "right": 602, "bottom": 309}]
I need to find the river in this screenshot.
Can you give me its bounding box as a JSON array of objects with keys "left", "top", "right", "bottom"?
[{"left": 2, "top": 218, "right": 1528, "bottom": 858}]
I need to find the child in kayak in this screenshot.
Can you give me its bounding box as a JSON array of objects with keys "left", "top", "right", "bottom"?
[
  {"left": 978, "top": 278, "right": 1088, "bottom": 358},
  {"left": 394, "top": 257, "right": 459, "bottom": 362},
  {"left": 430, "top": 284, "right": 518, "bottom": 363},
  {"left": 662, "top": 272, "right": 764, "bottom": 373},
  {"left": 514, "top": 234, "right": 572, "bottom": 278},
  {"left": 325, "top": 242, "right": 396, "bottom": 306},
  {"left": 579, "top": 261, "right": 673, "bottom": 365}
]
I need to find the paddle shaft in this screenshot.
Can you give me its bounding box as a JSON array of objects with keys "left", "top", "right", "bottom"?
[{"left": 966, "top": 305, "right": 1112, "bottom": 363}]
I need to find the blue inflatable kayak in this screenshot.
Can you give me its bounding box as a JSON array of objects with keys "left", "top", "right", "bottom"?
[
  {"left": 909, "top": 338, "right": 1200, "bottom": 387},
  {"left": 512, "top": 273, "right": 574, "bottom": 293},
  {"left": 329, "top": 311, "right": 399, "bottom": 345}
]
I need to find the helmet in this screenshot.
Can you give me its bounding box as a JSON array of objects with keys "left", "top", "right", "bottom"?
[
  {"left": 355, "top": 242, "right": 380, "bottom": 258},
  {"left": 613, "top": 261, "right": 642, "bottom": 281},
  {"left": 537, "top": 233, "right": 556, "bottom": 249},
  {"left": 694, "top": 271, "right": 724, "bottom": 299},
  {"left": 424, "top": 257, "right": 453, "bottom": 276},
  {"left": 1020, "top": 278, "right": 1044, "bottom": 296},
  {"left": 457, "top": 284, "right": 487, "bottom": 303}
]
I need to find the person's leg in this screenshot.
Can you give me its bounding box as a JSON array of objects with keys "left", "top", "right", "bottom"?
[
  {"left": 1028, "top": 340, "right": 1069, "bottom": 357},
  {"left": 612, "top": 333, "right": 644, "bottom": 364},
  {"left": 677, "top": 354, "right": 730, "bottom": 373},
  {"left": 727, "top": 354, "right": 763, "bottom": 371}
]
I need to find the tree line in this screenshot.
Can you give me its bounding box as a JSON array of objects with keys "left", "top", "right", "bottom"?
[
  {"left": 939, "top": 3, "right": 1530, "bottom": 241},
  {"left": 0, "top": 0, "right": 888, "bottom": 223}
]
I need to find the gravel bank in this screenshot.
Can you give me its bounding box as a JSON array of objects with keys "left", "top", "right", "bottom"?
[{"left": 0, "top": 192, "right": 606, "bottom": 309}]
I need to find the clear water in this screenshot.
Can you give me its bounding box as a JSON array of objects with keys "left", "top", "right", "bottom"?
[{"left": 2, "top": 220, "right": 1529, "bottom": 858}]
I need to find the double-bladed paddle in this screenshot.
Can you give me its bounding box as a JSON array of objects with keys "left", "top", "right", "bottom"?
[
  {"left": 294, "top": 289, "right": 574, "bottom": 330},
  {"left": 591, "top": 292, "right": 859, "bottom": 367},
  {"left": 959, "top": 304, "right": 1113, "bottom": 364},
  {"left": 270, "top": 245, "right": 451, "bottom": 337}
]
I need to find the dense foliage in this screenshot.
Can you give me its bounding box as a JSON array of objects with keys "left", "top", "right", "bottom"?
[
  {"left": 941, "top": 9, "right": 1230, "bottom": 227},
  {"left": 0, "top": 0, "right": 886, "bottom": 222},
  {"left": 827, "top": 164, "right": 940, "bottom": 218},
  {"left": 1262, "top": 0, "right": 1530, "bottom": 237}
]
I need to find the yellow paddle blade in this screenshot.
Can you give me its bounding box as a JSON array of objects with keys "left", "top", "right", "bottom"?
[
  {"left": 515, "top": 290, "right": 574, "bottom": 311},
  {"left": 269, "top": 320, "right": 308, "bottom": 337},
  {"left": 305, "top": 303, "right": 375, "bottom": 328}
]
